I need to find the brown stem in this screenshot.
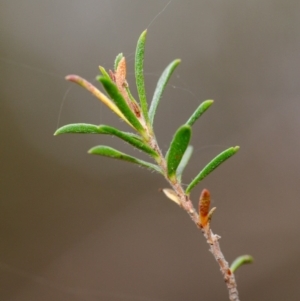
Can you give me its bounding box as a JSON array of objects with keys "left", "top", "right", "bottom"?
[
  {"left": 175, "top": 186, "right": 240, "bottom": 301},
  {"left": 203, "top": 226, "right": 240, "bottom": 301},
  {"left": 150, "top": 137, "right": 240, "bottom": 301}
]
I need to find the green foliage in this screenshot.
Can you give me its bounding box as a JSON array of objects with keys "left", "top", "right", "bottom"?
[
  {"left": 57, "top": 29, "right": 239, "bottom": 203},
  {"left": 55, "top": 123, "right": 158, "bottom": 158},
  {"left": 98, "top": 76, "right": 145, "bottom": 134},
  {"left": 55, "top": 123, "right": 100, "bottom": 135},
  {"left": 176, "top": 145, "right": 193, "bottom": 182},
  {"left": 135, "top": 30, "right": 149, "bottom": 124},
  {"left": 98, "top": 66, "right": 110, "bottom": 80},
  {"left": 56, "top": 30, "right": 240, "bottom": 191},
  {"left": 149, "top": 59, "right": 181, "bottom": 125},
  {"left": 185, "top": 146, "right": 239, "bottom": 195},
  {"left": 186, "top": 100, "right": 214, "bottom": 127},
  {"left": 88, "top": 146, "right": 162, "bottom": 174},
  {"left": 230, "top": 255, "right": 254, "bottom": 273},
  {"left": 166, "top": 125, "right": 192, "bottom": 181}
]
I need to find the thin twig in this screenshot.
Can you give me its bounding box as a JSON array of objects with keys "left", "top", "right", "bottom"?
[
  {"left": 175, "top": 186, "right": 239, "bottom": 301},
  {"left": 152, "top": 138, "right": 240, "bottom": 301}
]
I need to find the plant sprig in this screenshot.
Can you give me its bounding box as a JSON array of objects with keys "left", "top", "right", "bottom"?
[{"left": 55, "top": 30, "right": 252, "bottom": 301}]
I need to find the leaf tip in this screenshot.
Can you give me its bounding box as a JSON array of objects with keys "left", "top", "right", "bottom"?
[
  {"left": 53, "top": 125, "right": 69, "bottom": 136},
  {"left": 65, "top": 75, "right": 73, "bottom": 81},
  {"left": 233, "top": 146, "right": 240, "bottom": 153},
  {"left": 186, "top": 99, "right": 214, "bottom": 127},
  {"left": 230, "top": 255, "right": 254, "bottom": 273},
  {"left": 65, "top": 74, "right": 85, "bottom": 86},
  {"left": 99, "top": 66, "right": 109, "bottom": 78},
  {"left": 87, "top": 147, "right": 96, "bottom": 154},
  {"left": 114, "top": 53, "right": 124, "bottom": 71}
]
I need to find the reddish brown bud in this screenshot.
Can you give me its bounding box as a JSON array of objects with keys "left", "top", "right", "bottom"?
[{"left": 198, "top": 189, "right": 211, "bottom": 227}]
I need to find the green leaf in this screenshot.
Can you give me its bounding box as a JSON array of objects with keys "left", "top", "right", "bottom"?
[
  {"left": 166, "top": 125, "right": 192, "bottom": 181},
  {"left": 88, "top": 146, "right": 162, "bottom": 174},
  {"left": 54, "top": 123, "right": 158, "bottom": 158},
  {"left": 114, "top": 53, "right": 124, "bottom": 70},
  {"left": 98, "top": 76, "right": 145, "bottom": 134},
  {"left": 176, "top": 145, "right": 193, "bottom": 182},
  {"left": 135, "top": 30, "right": 149, "bottom": 123},
  {"left": 149, "top": 59, "right": 181, "bottom": 125},
  {"left": 186, "top": 100, "right": 214, "bottom": 127},
  {"left": 95, "top": 125, "right": 155, "bottom": 156},
  {"left": 54, "top": 123, "right": 100, "bottom": 135},
  {"left": 185, "top": 146, "right": 239, "bottom": 195},
  {"left": 99, "top": 66, "right": 111, "bottom": 80},
  {"left": 230, "top": 255, "right": 254, "bottom": 273}
]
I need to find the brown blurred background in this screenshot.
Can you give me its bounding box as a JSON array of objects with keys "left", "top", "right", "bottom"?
[{"left": 1, "top": 1, "right": 300, "bottom": 300}]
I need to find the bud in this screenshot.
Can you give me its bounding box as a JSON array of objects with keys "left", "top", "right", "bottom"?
[{"left": 198, "top": 189, "right": 211, "bottom": 227}]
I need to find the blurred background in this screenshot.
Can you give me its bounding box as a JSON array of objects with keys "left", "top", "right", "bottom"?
[{"left": 1, "top": 1, "right": 300, "bottom": 300}]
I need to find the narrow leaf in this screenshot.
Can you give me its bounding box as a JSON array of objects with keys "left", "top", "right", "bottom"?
[
  {"left": 149, "top": 59, "right": 181, "bottom": 125},
  {"left": 176, "top": 145, "right": 193, "bottom": 182},
  {"left": 135, "top": 30, "right": 149, "bottom": 123},
  {"left": 114, "top": 53, "right": 124, "bottom": 70},
  {"left": 54, "top": 123, "right": 158, "bottom": 158},
  {"left": 98, "top": 66, "right": 111, "bottom": 80},
  {"left": 166, "top": 125, "right": 192, "bottom": 180},
  {"left": 88, "top": 146, "right": 162, "bottom": 174},
  {"left": 98, "top": 76, "right": 145, "bottom": 134},
  {"left": 96, "top": 125, "right": 157, "bottom": 157},
  {"left": 186, "top": 100, "right": 214, "bottom": 127},
  {"left": 186, "top": 146, "right": 239, "bottom": 194},
  {"left": 230, "top": 255, "right": 254, "bottom": 273},
  {"left": 65, "top": 75, "right": 132, "bottom": 127},
  {"left": 54, "top": 123, "right": 100, "bottom": 135}
]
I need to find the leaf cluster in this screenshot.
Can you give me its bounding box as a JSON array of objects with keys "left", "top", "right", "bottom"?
[{"left": 55, "top": 30, "right": 239, "bottom": 196}]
